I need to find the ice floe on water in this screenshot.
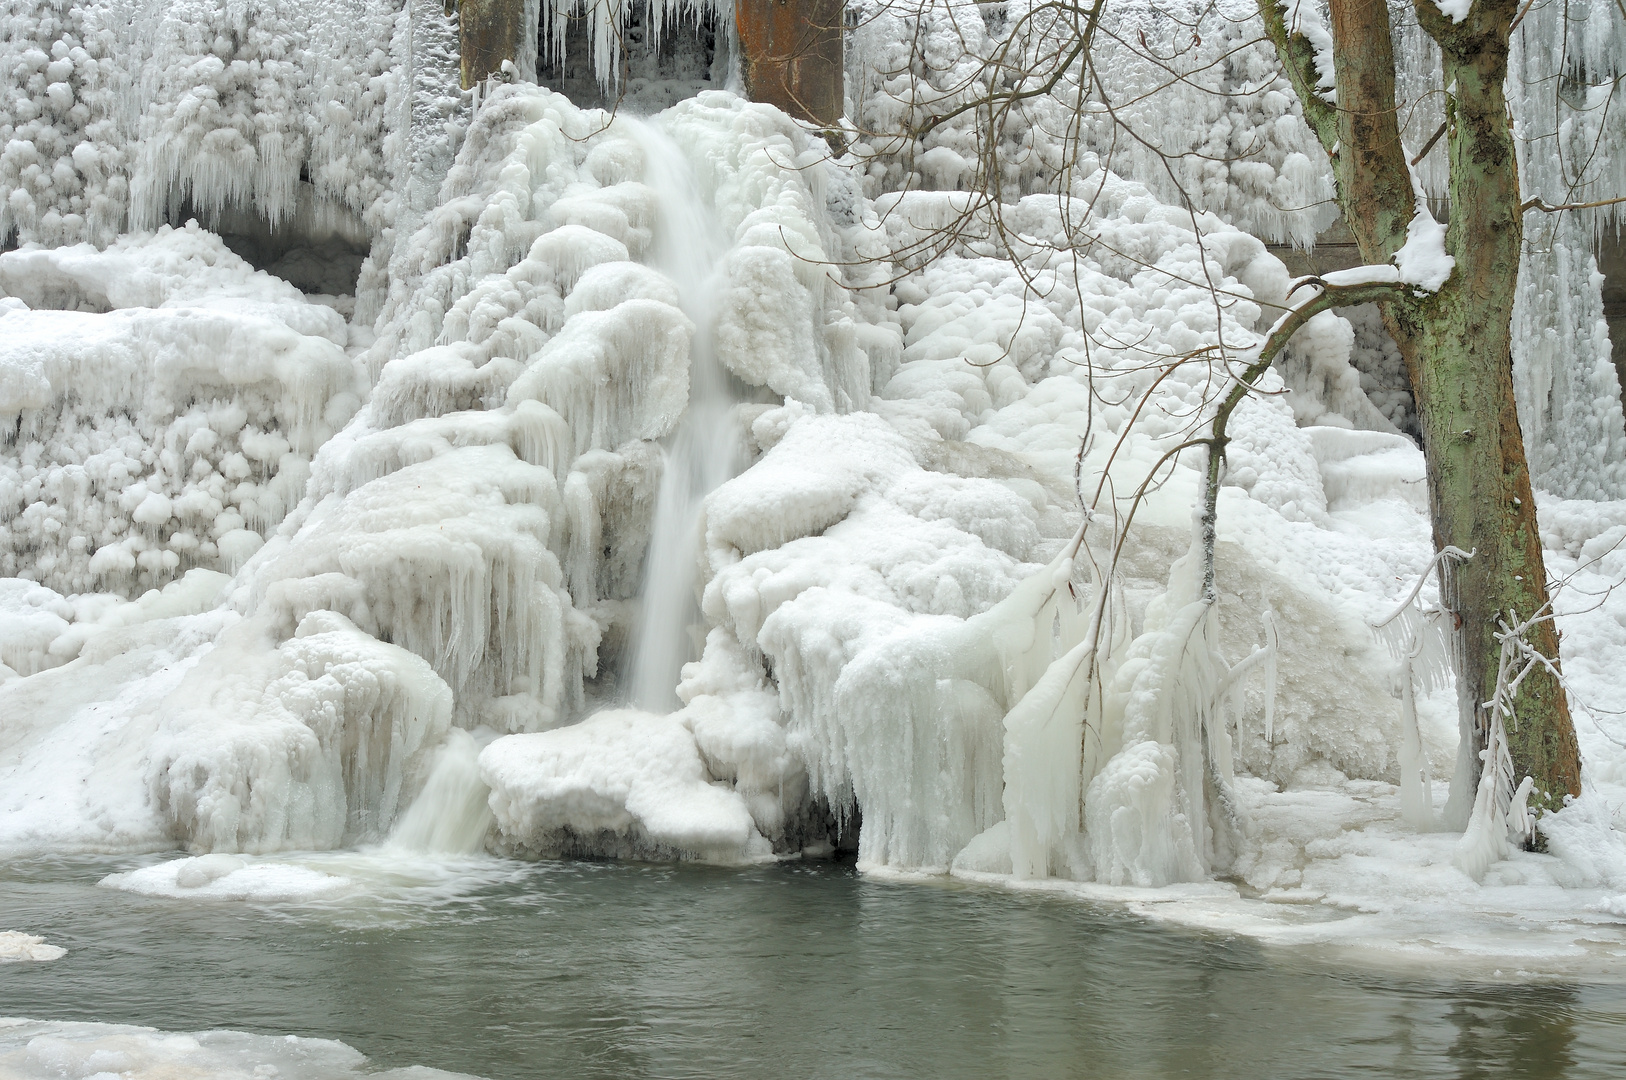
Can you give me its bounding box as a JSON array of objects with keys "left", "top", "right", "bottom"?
[
  {"left": 0, "top": 1019, "right": 485, "bottom": 1080},
  {"left": 0, "top": 933, "right": 64, "bottom": 964}
]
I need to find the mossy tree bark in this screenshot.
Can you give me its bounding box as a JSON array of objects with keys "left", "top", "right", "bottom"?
[{"left": 1259, "top": 0, "right": 1582, "bottom": 812}]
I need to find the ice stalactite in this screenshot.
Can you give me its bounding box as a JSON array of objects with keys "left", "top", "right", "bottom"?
[
  {"left": 1453, "top": 710, "right": 1532, "bottom": 883},
  {"left": 1512, "top": 212, "right": 1626, "bottom": 500},
  {"left": 538, "top": 0, "right": 732, "bottom": 92},
  {"left": 152, "top": 609, "right": 455, "bottom": 853},
  {"left": 1370, "top": 547, "right": 1471, "bottom": 831},
  {"left": 1391, "top": 0, "right": 1626, "bottom": 498},
  {"left": 0, "top": 0, "right": 414, "bottom": 258}
]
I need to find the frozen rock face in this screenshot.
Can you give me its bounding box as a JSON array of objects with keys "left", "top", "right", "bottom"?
[
  {"left": 0, "top": 229, "right": 360, "bottom": 604},
  {"left": 0, "top": 80, "right": 1436, "bottom": 874},
  {"left": 151, "top": 610, "right": 454, "bottom": 854},
  {"left": 0, "top": 86, "right": 889, "bottom": 858}
]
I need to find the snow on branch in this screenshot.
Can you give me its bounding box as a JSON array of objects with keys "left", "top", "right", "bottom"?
[{"left": 1198, "top": 275, "right": 1418, "bottom": 599}]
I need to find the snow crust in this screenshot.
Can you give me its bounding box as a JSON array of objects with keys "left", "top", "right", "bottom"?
[
  {"left": 1, "top": 0, "right": 1626, "bottom": 972},
  {"left": 1430, "top": 0, "right": 1473, "bottom": 23},
  {"left": 0, "top": 1018, "right": 484, "bottom": 1080}
]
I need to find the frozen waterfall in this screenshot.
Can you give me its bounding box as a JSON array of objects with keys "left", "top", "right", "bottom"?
[
  {"left": 623, "top": 119, "right": 746, "bottom": 712},
  {"left": 5, "top": 0, "right": 1626, "bottom": 966}
]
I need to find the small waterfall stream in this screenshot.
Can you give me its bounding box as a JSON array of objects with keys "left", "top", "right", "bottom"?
[
  {"left": 384, "top": 729, "right": 493, "bottom": 855},
  {"left": 624, "top": 119, "right": 745, "bottom": 712}
]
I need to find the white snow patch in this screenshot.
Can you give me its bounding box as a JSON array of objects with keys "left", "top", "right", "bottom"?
[
  {"left": 481, "top": 709, "right": 773, "bottom": 863},
  {"left": 1430, "top": 0, "right": 1474, "bottom": 24},
  {"left": 1394, "top": 210, "right": 1455, "bottom": 291},
  {"left": 0, "top": 933, "right": 65, "bottom": 964},
  {"left": 0, "top": 1018, "right": 485, "bottom": 1080}
]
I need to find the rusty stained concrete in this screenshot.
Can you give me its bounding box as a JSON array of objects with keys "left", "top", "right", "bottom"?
[{"left": 735, "top": 0, "right": 845, "bottom": 127}]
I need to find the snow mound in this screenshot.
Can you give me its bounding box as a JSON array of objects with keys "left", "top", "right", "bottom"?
[
  {"left": 150, "top": 609, "right": 455, "bottom": 853},
  {"left": 100, "top": 855, "right": 354, "bottom": 903},
  {"left": 481, "top": 708, "right": 772, "bottom": 863}
]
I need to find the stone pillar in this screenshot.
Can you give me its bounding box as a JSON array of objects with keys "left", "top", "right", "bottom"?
[
  {"left": 456, "top": 0, "right": 525, "bottom": 89},
  {"left": 736, "top": 0, "right": 845, "bottom": 127}
]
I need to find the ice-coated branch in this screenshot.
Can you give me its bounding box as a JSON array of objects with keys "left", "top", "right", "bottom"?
[
  {"left": 1370, "top": 546, "right": 1472, "bottom": 830},
  {"left": 1371, "top": 545, "right": 1476, "bottom": 629},
  {"left": 913, "top": 0, "right": 1107, "bottom": 137},
  {"left": 1197, "top": 277, "right": 1417, "bottom": 600},
  {"left": 1454, "top": 603, "right": 1566, "bottom": 873},
  {"left": 1521, "top": 194, "right": 1626, "bottom": 215}
]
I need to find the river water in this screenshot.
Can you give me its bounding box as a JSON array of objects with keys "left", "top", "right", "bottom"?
[{"left": 3, "top": 854, "right": 1624, "bottom": 1079}]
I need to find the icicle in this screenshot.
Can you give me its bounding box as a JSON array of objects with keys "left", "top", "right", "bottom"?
[
  {"left": 1371, "top": 546, "right": 1470, "bottom": 831},
  {"left": 1452, "top": 708, "right": 1518, "bottom": 882},
  {"left": 1506, "top": 775, "right": 1537, "bottom": 850},
  {"left": 1397, "top": 642, "right": 1435, "bottom": 831},
  {"left": 1262, "top": 610, "right": 1278, "bottom": 743},
  {"left": 1003, "top": 635, "right": 1091, "bottom": 880}
]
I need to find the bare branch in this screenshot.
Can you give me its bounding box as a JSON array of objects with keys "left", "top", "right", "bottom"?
[{"left": 1522, "top": 194, "right": 1626, "bottom": 214}]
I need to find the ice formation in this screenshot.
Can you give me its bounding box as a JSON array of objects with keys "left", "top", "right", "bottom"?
[
  {"left": 0, "top": 931, "right": 64, "bottom": 963},
  {"left": 2, "top": 0, "right": 1626, "bottom": 967},
  {"left": 845, "top": 0, "right": 1626, "bottom": 499},
  {"left": 0, "top": 230, "right": 360, "bottom": 603},
  {"left": 0, "top": 1018, "right": 483, "bottom": 1080}
]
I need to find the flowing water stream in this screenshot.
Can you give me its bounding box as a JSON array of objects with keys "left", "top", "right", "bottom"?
[
  {"left": 624, "top": 118, "right": 744, "bottom": 712},
  {"left": 3, "top": 854, "right": 1624, "bottom": 1080}
]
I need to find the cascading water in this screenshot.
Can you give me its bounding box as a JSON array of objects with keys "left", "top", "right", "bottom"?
[
  {"left": 384, "top": 729, "right": 494, "bottom": 855},
  {"left": 624, "top": 119, "right": 745, "bottom": 711}
]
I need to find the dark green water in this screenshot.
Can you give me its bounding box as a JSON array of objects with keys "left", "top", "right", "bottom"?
[{"left": 2, "top": 854, "right": 1623, "bottom": 1079}]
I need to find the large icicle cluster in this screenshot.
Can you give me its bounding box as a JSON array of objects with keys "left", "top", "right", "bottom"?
[
  {"left": 845, "top": 0, "right": 1338, "bottom": 245},
  {"left": 0, "top": 0, "right": 411, "bottom": 248},
  {"left": 538, "top": 0, "right": 729, "bottom": 91},
  {"left": 845, "top": 0, "right": 1626, "bottom": 499},
  {"left": 1391, "top": 0, "right": 1626, "bottom": 499},
  {"left": 0, "top": 84, "right": 891, "bottom": 858},
  {"left": 660, "top": 175, "right": 1412, "bottom": 880}
]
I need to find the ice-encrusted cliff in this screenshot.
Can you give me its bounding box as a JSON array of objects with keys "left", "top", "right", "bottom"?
[{"left": 2, "top": 0, "right": 1626, "bottom": 942}]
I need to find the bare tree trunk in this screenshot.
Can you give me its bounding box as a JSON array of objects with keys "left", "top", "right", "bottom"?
[{"left": 1260, "top": 0, "right": 1582, "bottom": 812}]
